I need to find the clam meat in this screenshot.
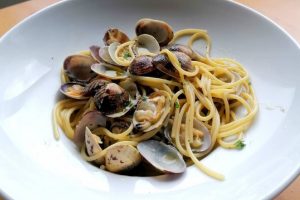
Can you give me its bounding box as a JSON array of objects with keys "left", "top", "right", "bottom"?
[
  {"left": 133, "top": 90, "right": 171, "bottom": 132},
  {"left": 94, "top": 83, "right": 132, "bottom": 118}
]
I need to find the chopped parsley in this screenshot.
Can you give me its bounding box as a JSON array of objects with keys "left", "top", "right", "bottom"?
[
  {"left": 248, "top": 81, "right": 252, "bottom": 86},
  {"left": 123, "top": 51, "right": 131, "bottom": 59},
  {"left": 234, "top": 140, "right": 246, "bottom": 150},
  {"left": 175, "top": 102, "right": 180, "bottom": 109},
  {"left": 142, "top": 96, "right": 147, "bottom": 101}
]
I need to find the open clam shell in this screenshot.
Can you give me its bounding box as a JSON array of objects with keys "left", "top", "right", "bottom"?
[
  {"left": 89, "top": 45, "right": 102, "bottom": 62},
  {"left": 192, "top": 119, "right": 212, "bottom": 153},
  {"left": 94, "top": 83, "right": 132, "bottom": 118},
  {"left": 119, "top": 78, "right": 140, "bottom": 100},
  {"left": 91, "top": 63, "right": 128, "bottom": 80},
  {"left": 137, "top": 140, "right": 186, "bottom": 173},
  {"left": 134, "top": 34, "right": 160, "bottom": 55},
  {"left": 85, "top": 127, "right": 104, "bottom": 164},
  {"left": 133, "top": 90, "right": 171, "bottom": 132},
  {"left": 164, "top": 118, "right": 212, "bottom": 153},
  {"left": 99, "top": 46, "right": 117, "bottom": 65},
  {"left": 108, "top": 42, "right": 121, "bottom": 64},
  {"left": 74, "top": 111, "right": 107, "bottom": 147},
  {"left": 103, "top": 28, "right": 129, "bottom": 46},
  {"left": 136, "top": 18, "right": 174, "bottom": 46},
  {"left": 63, "top": 54, "right": 97, "bottom": 82},
  {"left": 60, "top": 82, "right": 89, "bottom": 100}
]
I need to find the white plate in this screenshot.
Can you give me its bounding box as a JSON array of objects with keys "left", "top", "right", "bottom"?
[{"left": 0, "top": 0, "right": 299, "bottom": 199}]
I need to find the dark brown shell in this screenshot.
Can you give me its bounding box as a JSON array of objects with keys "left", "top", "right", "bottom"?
[
  {"left": 103, "top": 28, "right": 129, "bottom": 46},
  {"left": 74, "top": 111, "right": 107, "bottom": 147},
  {"left": 136, "top": 18, "right": 174, "bottom": 46},
  {"left": 110, "top": 119, "right": 131, "bottom": 134},
  {"left": 83, "top": 78, "right": 110, "bottom": 96},
  {"left": 94, "top": 83, "right": 130, "bottom": 115},
  {"left": 166, "top": 44, "right": 196, "bottom": 59},
  {"left": 128, "top": 55, "right": 156, "bottom": 76},
  {"left": 89, "top": 45, "right": 102, "bottom": 62},
  {"left": 63, "top": 55, "right": 97, "bottom": 82},
  {"left": 153, "top": 52, "right": 193, "bottom": 79}
]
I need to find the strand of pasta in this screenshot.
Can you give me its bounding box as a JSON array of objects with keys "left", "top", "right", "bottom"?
[
  {"left": 94, "top": 123, "right": 134, "bottom": 141},
  {"left": 161, "top": 49, "right": 200, "bottom": 78},
  {"left": 174, "top": 103, "right": 190, "bottom": 157},
  {"left": 114, "top": 40, "right": 136, "bottom": 66},
  {"left": 131, "top": 75, "right": 182, "bottom": 87}
]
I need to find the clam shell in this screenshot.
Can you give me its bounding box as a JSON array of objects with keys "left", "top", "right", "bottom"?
[
  {"left": 105, "top": 145, "right": 141, "bottom": 173},
  {"left": 85, "top": 127, "right": 104, "bottom": 164},
  {"left": 103, "top": 28, "right": 129, "bottom": 46},
  {"left": 128, "top": 55, "right": 156, "bottom": 76},
  {"left": 133, "top": 90, "right": 171, "bottom": 132},
  {"left": 135, "top": 34, "right": 160, "bottom": 55},
  {"left": 89, "top": 45, "right": 102, "bottom": 62},
  {"left": 99, "top": 46, "right": 117, "bottom": 65},
  {"left": 136, "top": 18, "right": 174, "bottom": 46},
  {"left": 94, "top": 83, "right": 131, "bottom": 118},
  {"left": 60, "top": 82, "right": 89, "bottom": 100},
  {"left": 108, "top": 42, "right": 121, "bottom": 64},
  {"left": 63, "top": 54, "right": 97, "bottom": 82},
  {"left": 163, "top": 118, "right": 212, "bottom": 153},
  {"left": 74, "top": 111, "right": 107, "bottom": 147},
  {"left": 91, "top": 63, "right": 128, "bottom": 80},
  {"left": 137, "top": 140, "right": 186, "bottom": 173}
]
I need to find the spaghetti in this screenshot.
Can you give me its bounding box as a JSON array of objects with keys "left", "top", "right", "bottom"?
[{"left": 53, "top": 19, "right": 258, "bottom": 180}]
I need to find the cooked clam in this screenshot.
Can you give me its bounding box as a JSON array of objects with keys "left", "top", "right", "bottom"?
[
  {"left": 74, "top": 111, "right": 107, "bottom": 147},
  {"left": 108, "top": 42, "right": 121, "bottom": 64},
  {"left": 103, "top": 28, "right": 129, "bottom": 46},
  {"left": 134, "top": 34, "right": 160, "bottom": 55},
  {"left": 83, "top": 78, "right": 110, "bottom": 96},
  {"left": 110, "top": 118, "right": 131, "bottom": 134},
  {"left": 63, "top": 54, "right": 97, "bottom": 82},
  {"left": 166, "top": 44, "right": 196, "bottom": 59},
  {"left": 119, "top": 78, "right": 140, "bottom": 101},
  {"left": 89, "top": 45, "right": 102, "bottom": 62},
  {"left": 164, "top": 119, "right": 212, "bottom": 153},
  {"left": 153, "top": 51, "right": 193, "bottom": 79},
  {"left": 105, "top": 144, "right": 142, "bottom": 173},
  {"left": 91, "top": 63, "right": 128, "bottom": 80},
  {"left": 137, "top": 140, "right": 186, "bottom": 173},
  {"left": 136, "top": 18, "right": 174, "bottom": 46},
  {"left": 94, "top": 83, "right": 131, "bottom": 118},
  {"left": 60, "top": 82, "right": 89, "bottom": 100},
  {"left": 99, "top": 46, "right": 117, "bottom": 65},
  {"left": 133, "top": 90, "right": 171, "bottom": 132},
  {"left": 128, "top": 55, "right": 157, "bottom": 76},
  {"left": 191, "top": 119, "right": 212, "bottom": 153},
  {"left": 85, "top": 127, "right": 104, "bottom": 164}
]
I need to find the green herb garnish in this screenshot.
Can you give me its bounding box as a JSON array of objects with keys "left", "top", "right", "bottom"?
[
  {"left": 123, "top": 51, "right": 131, "bottom": 59},
  {"left": 175, "top": 102, "right": 180, "bottom": 109},
  {"left": 142, "top": 96, "right": 147, "bottom": 101},
  {"left": 234, "top": 140, "right": 246, "bottom": 150}
]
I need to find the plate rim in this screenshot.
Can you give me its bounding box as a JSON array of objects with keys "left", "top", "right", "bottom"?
[{"left": 0, "top": 0, "right": 299, "bottom": 199}]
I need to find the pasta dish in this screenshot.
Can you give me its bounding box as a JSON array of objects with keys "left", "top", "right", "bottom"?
[{"left": 53, "top": 18, "right": 258, "bottom": 180}]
